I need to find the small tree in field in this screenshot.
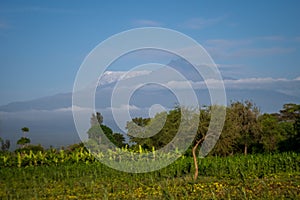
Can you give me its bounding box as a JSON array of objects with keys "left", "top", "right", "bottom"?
[
  {"left": 192, "top": 108, "right": 210, "bottom": 181},
  {"left": 17, "top": 137, "right": 31, "bottom": 148},
  {"left": 0, "top": 138, "right": 10, "bottom": 151},
  {"left": 21, "top": 127, "right": 29, "bottom": 137},
  {"left": 17, "top": 127, "right": 30, "bottom": 148},
  {"left": 192, "top": 105, "right": 226, "bottom": 180}
]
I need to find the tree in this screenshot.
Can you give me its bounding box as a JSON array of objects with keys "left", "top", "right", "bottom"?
[
  {"left": 211, "top": 106, "right": 240, "bottom": 156},
  {"left": 126, "top": 105, "right": 224, "bottom": 180},
  {"left": 87, "top": 124, "right": 115, "bottom": 142},
  {"left": 90, "top": 112, "right": 103, "bottom": 126},
  {"left": 18, "top": 127, "right": 30, "bottom": 148},
  {"left": 258, "top": 114, "right": 284, "bottom": 152},
  {"left": 293, "top": 115, "right": 300, "bottom": 152},
  {"left": 126, "top": 117, "right": 151, "bottom": 149},
  {"left": 21, "top": 127, "right": 29, "bottom": 138},
  {"left": 87, "top": 113, "right": 123, "bottom": 149},
  {"left": 192, "top": 108, "right": 210, "bottom": 180},
  {"left": 1, "top": 139, "right": 10, "bottom": 151},
  {"left": 277, "top": 103, "right": 300, "bottom": 152},
  {"left": 126, "top": 108, "right": 180, "bottom": 150},
  {"left": 279, "top": 103, "right": 300, "bottom": 122},
  {"left": 17, "top": 137, "right": 31, "bottom": 148},
  {"left": 112, "top": 133, "right": 126, "bottom": 148},
  {"left": 229, "top": 101, "right": 261, "bottom": 155}
]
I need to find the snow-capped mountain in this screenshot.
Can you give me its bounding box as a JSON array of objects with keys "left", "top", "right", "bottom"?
[
  {"left": 0, "top": 59, "right": 299, "bottom": 149},
  {"left": 99, "top": 70, "right": 152, "bottom": 86}
]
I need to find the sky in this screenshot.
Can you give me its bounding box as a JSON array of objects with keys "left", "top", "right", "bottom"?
[{"left": 0, "top": 0, "right": 300, "bottom": 106}]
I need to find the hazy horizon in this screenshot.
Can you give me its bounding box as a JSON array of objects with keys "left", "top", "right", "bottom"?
[{"left": 1, "top": 1, "right": 300, "bottom": 149}]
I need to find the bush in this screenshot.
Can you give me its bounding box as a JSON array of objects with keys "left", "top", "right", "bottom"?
[{"left": 15, "top": 144, "right": 44, "bottom": 154}]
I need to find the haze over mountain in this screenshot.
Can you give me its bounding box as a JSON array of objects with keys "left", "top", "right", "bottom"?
[
  {"left": 1, "top": 1, "right": 300, "bottom": 151},
  {"left": 1, "top": 59, "right": 300, "bottom": 149},
  {"left": 1, "top": 59, "right": 299, "bottom": 113}
]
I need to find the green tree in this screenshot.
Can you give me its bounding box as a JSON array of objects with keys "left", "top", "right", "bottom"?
[
  {"left": 211, "top": 106, "right": 239, "bottom": 156},
  {"left": 21, "top": 127, "right": 29, "bottom": 138},
  {"left": 279, "top": 103, "right": 300, "bottom": 122},
  {"left": 126, "top": 117, "right": 151, "bottom": 149},
  {"left": 258, "top": 114, "right": 284, "bottom": 152},
  {"left": 112, "top": 133, "right": 126, "bottom": 148},
  {"left": 18, "top": 127, "right": 30, "bottom": 148},
  {"left": 126, "top": 107, "right": 180, "bottom": 150},
  {"left": 1, "top": 138, "right": 10, "bottom": 151},
  {"left": 87, "top": 112, "right": 123, "bottom": 149},
  {"left": 127, "top": 105, "right": 224, "bottom": 180},
  {"left": 230, "top": 101, "right": 261, "bottom": 155},
  {"left": 192, "top": 107, "right": 210, "bottom": 180},
  {"left": 293, "top": 116, "right": 300, "bottom": 152},
  {"left": 87, "top": 124, "right": 116, "bottom": 143},
  {"left": 277, "top": 103, "right": 300, "bottom": 152},
  {"left": 90, "top": 112, "right": 103, "bottom": 126},
  {"left": 17, "top": 137, "right": 31, "bottom": 148}
]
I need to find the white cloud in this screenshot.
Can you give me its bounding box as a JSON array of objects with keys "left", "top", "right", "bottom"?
[
  {"left": 109, "top": 104, "right": 140, "bottom": 111},
  {"left": 164, "top": 77, "right": 300, "bottom": 94},
  {"left": 294, "top": 76, "right": 300, "bottom": 81},
  {"left": 167, "top": 80, "right": 194, "bottom": 89},
  {"left": 54, "top": 106, "right": 93, "bottom": 113}
]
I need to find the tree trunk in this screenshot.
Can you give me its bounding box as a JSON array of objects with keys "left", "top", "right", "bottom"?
[
  {"left": 244, "top": 144, "right": 248, "bottom": 155},
  {"left": 192, "top": 137, "right": 205, "bottom": 181}
]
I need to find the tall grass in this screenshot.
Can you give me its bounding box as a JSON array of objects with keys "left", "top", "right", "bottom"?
[{"left": 0, "top": 151, "right": 299, "bottom": 199}]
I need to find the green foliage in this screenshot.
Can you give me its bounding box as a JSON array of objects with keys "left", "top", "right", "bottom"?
[
  {"left": 294, "top": 116, "right": 300, "bottom": 152},
  {"left": 127, "top": 106, "right": 201, "bottom": 151},
  {"left": 17, "top": 137, "right": 31, "bottom": 146},
  {"left": 210, "top": 106, "right": 238, "bottom": 156},
  {"left": 87, "top": 113, "right": 126, "bottom": 149},
  {"left": 90, "top": 112, "right": 103, "bottom": 126},
  {"left": 2, "top": 102, "right": 300, "bottom": 198},
  {"left": 66, "top": 142, "right": 86, "bottom": 152},
  {"left": 87, "top": 124, "right": 118, "bottom": 146},
  {"left": 15, "top": 144, "right": 44, "bottom": 154},
  {"left": 126, "top": 102, "right": 300, "bottom": 156},
  {"left": 229, "top": 101, "right": 261, "bottom": 155},
  {"left": 258, "top": 114, "right": 283, "bottom": 152},
  {"left": 21, "top": 127, "right": 29, "bottom": 133},
  {"left": 279, "top": 103, "right": 300, "bottom": 122},
  {"left": 0, "top": 138, "right": 10, "bottom": 151},
  {"left": 0, "top": 152, "right": 299, "bottom": 199},
  {"left": 17, "top": 127, "right": 31, "bottom": 149},
  {"left": 112, "top": 133, "right": 126, "bottom": 148},
  {"left": 275, "top": 104, "right": 300, "bottom": 152}
]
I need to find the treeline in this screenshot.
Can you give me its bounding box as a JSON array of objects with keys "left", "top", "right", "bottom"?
[
  {"left": 0, "top": 101, "right": 299, "bottom": 156},
  {"left": 126, "top": 101, "right": 300, "bottom": 156}
]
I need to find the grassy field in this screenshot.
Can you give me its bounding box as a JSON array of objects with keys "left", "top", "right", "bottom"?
[{"left": 0, "top": 152, "right": 300, "bottom": 199}]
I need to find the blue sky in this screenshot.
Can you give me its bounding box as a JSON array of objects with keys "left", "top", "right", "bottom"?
[{"left": 0, "top": 0, "right": 300, "bottom": 105}]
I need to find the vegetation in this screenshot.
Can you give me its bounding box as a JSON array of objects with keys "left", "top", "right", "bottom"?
[
  {"left": 0, "top": 138, "right": 10, "bottom": 152},
  {"left": 17, "top": 127, "right": 31, "bottom": 148},
  {"left": 0, "top": 151, "right": 299, "bottom": 199},
  {"left": 0, "top": 101, "right": 300, "bottom": 199},
  {"left": 125, "top": 102, "right": 300, "bottom": 156}
]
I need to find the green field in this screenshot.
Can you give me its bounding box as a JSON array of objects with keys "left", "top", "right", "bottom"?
[{"left": 1, "top": 151, "right": 299, "bottom": 199}]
